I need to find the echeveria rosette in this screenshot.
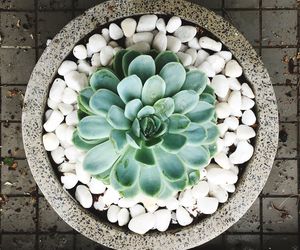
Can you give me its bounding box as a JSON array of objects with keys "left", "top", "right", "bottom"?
[{"left": 72, "top": 49, "right": 219, "bottom": 199}]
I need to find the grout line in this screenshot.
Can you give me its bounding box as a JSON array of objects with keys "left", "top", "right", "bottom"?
[{"left": 0, "top": 4, "right": 2, "bottom": 247}]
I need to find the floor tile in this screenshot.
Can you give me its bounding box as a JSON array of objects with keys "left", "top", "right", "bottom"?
[
  {"left": 192, "top": 235, "right": 223, "bottom": 249},
  {"left": 263, "top": 197, "right": 298, "bottom": 233},
  {"left": 190, "top": 0, "right": 222, "bottom": 9},
  {"left": 74, "top": 0, "right": 107, "bottom": 9},
  {"left": 38, "top": 234, "right": 74, "bottom": 250},
  {"left": 225, "top": 234, "right": 261, "bottom": 250},
  {"left": 277, "top": 123, "right": 297, "bottom": 158},
  {"left": 38, "top": 0, "right": 73, "bottom": 10},
  {"left": 75, "top": 234, "right": 111, "bottom": 249},
  {"left": 0, "top": 0, "right": 34, "bottom": 10},
  {"left": 225, "top": 0, "right": 259, "bottom": 8},
  {"left": 263, "top": 235, "right": 298, "bottom": 250},
  {"left": 1, "top": 234, "right": 36, "bottom": 250},
  {"left": 262, "top": 0, "right": 298, "bottom": 8}
]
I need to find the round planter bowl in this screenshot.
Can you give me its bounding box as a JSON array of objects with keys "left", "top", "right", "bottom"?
[{"left": 22, "top": 0, "right": 279, "bottom": 249}]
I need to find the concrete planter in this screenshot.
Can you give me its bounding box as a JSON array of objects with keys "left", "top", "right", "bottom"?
[{"left": 22, "top": 0, "right": 278, "bottom": 249}]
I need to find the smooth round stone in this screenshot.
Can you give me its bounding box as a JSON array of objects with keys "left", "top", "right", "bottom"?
[
  {"left": 215, "top": 51, "right": 232, "bottom": 62},
  {"left": 103, "top": 187, "right": 121, "bottom": 206},
  {"left": 217, "top": 123, "right": 229, "bottom": 138},
  {"left": 45, "top": 109, "right": 53, "bottom": 121},
  {"left": 118, "top": 198, "right": 138, "bottom": 208},
  {"left": 166, "top": 16, "right": 182, "bottom": 33},
  {"left": 137, "top": 15, "right": 158, "bottom": 32},
  {"left": 165, "top": 197, "right": 180, "bottom": 211},
  {"left": 86, "top": 43, "right": 93, "bottom": 57},
  {"left": 47, "top": 98, "right": 59, "bottom": 110},
  {"left": 241, "top": 83, "right": 255, "bottom": 99},
  {"left": 118, "top": 208, "right": 130, "bottom": 226},
  {"left": 107, "top": 205, "right": 121, "bottom": 223},
  {"left": 121, "top": 18, "right": 137, "bottom": 37},
  {"left": 242, "top": 110, "right": 256, "bottom": 125},
  {"left": 214, "top": 152, "right": 233, "bottom": 169},
  {"left": 43, "top": 110, "right": 64, "bottom": 132},
  {"left": 65, "top": 126, "right": 75, "bottom": 145},
  {"left": 156, "top": 18, "right": 166, "bottom": 33},
  {"left": 178, "top": 189, "right": 195, "bottom": 207},
  {"left": 197, "top": 197, "right": 219, "bottom": 214},
  {"left": 152, "top": 31, "right": 167, "bottom": 52},
  {"left": 227, "top": 90, "right": 242, "bottom": 111},
  {"left": 75, "top": 185, "right": 93, "bottom": 208},
  {"left": 88, "top": 34, "right": 107, "bottom": 53},
  {"left": 108, "top": 40, "right": 119, "bottom": 48},
  {"left": 109, "top": 23, "right": 124, "bottom": 40},
  {"left": 194, "top": 49, "right": 210, "bottom": 67},
  {"left": 224, "top": 116, "right": 239, "bottom": 131},
  {"left": 75, "top": 164, "right": 91, "bottom": 185},
  {"left": 230, "top": 108, "right": 242, "bottom": 117},
  {"left": 176, "top": 206, "right": 193, "bottom": 226},
  {"left": 185, "top": 48, "right": 197, "bottom": 64},
  {"left": 94, "top": 197, "right": 106, "bottom": 211},
  {"left": 206, "top": 55, "right": 226, "bottom": 74},
  {"left": 221, "top": 184, "right": 236, "bottom": 193},
  {"left": 91, "top": 53, "right": 101, "bottom": 67},
  {"left": 58, "top": 60, "right": 77, "bottom": 76},
  {"left": 236, "top": 125, "right": 256, "bottom": 140},
  {"left": 154, "top": 209, "right": 172, "bottom": 232},
  {"left": 241, "top": 96, "right": 255, "bottom": 110},
  {"left": 65, "top": 146, "right": 83, "bottom": 163},
  {"left": 216, "top": 102, "right": 231, "bottom": 119},
  {"left": 128, "top": 213, "right": 156, "bottom": 234},
  {"left": 198, "top": 61, "right": 216, "bottom": 77},
  {"left": 211, "top": 75, "right": 229, "bottom": 98},
  {"left": 228, "top": 77, "right": 241, "bottom": 91},
  {"left": 101, "top": 28, "right": 110, "bottom": 42},
  {"left": 216, "top": 138, "right": 225, "bottom": 153},
  {"left": 77, "top": 60, "right": 97, "bottom": 76},
  {"left": 100, "top": 46, "right": 114, "bottom": 66},
  {"left": 166, "top": 35, "right": 181, "bottom": 52},
  {"left": 58, "top": 162, "right": 76, "bottom": 173},
  {"left": 207, "top": 167, "right": 238, "bottom": 185},
  {"left": 133, "top": 32, "right": 154, "bottom": 44},
  {"left": 229, "top": 141, "right": 254, "bottom": 164},
  {"left": 129, "top": 42, "right": 150, "bottom": 52},
  {"left": 55, "top": 123, "right": 68, "bottom": 142},
  {"left": 61, "top": 173, "right": 78, "bottom": 189},
  {"left": 73, "top": 44, "right": 88, "bottom": 60},
  {"left": 209, "top": 183, "right": 228, "bottom": 203},
  {"left": 223, "top": 132, "right": 237, "bottom": 147},
  {"left": 129, "top": 204, "right": 146, "bottom": 218},
  {"left": 66, "top": 110, "right": 79, "bottom": 126},
  {"left": 224, "top": 60, "right": 243, "bottom": 78},
  {"left": 88, "top": 177, "right": 106, "bottom": 194},
  {"left": 191, "top": 181, "right": 209, "bottom": 199},
  {"left": 174, "top": 26, "right": 197, "bottom": 42},
  {"left": 43, "top": 133, "right": 59, "bottom": 151},
  {"left": 50, "top": 146, "right": 65, "bottom": 164},
  {"left": 49, "top": 78, "right": 66, "bottom": 102},
  {"left": 62, "top": 87, "right": 77, "bottom": 105},
  {"left": 199, "top": 36, "right": 222, "bottom": 52},
  {"left": 188, "top": 37, "right": 201, "bottom": 50},
  {"left": 176, "top": 52, "right": 192, "bottom": 66},
  {"left": 64, "top": 71, "right": 88, "bottom": 92}
]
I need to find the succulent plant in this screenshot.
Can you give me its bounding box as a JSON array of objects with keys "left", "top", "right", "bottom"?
[{"left": 73, "top": 49, "right": 219, "bottom": 199}]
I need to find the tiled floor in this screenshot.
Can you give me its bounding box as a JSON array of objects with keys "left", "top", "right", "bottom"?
[{"left": 0, "top": 0, "right": 299, "bottom": 249}]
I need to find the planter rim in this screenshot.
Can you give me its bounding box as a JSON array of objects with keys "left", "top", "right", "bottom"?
[{"left": 22, "top": 0, "right": 279, "bottom": 249}]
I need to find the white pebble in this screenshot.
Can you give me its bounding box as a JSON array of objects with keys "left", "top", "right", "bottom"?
[
  {"left": 241, "top": 83, "right": 255, "bottom": 98},
  {"left": 129, "top": 204, "right": 146, "bottom": 218},
  {"left": 86, "top": 43, "right": 93, "bottom": 57},
  {"left": 224, "top": 60, "right": 243, "bottom": 78},
  {"left": 49, "top": 78, "right": 66, "bottom": 102},
  {"left": 66, "top": 110, "right": 78, "bottom": 126},
  {"left": 137, "top": 15, "right": 158, "bottom": 32},
  {"left": 91, "top": 53, "right": 101, "bottom": 67},
  {"left": 58, "top": 162, "right": 76, "bottom": 173},
  {"left": 191, "top": 181, "right": 209, "bottom": 199},
  {"left": 194, "top": 49, "right": 209, "bottom": 66},
  {"left": 101, "top": 28, "right": 110, "bottom": 42},
  {"left": 58, "top": 103, "right": 73, "bottom": 116},
  {"left": 103, "top": 187, "right": 120, "bottom": 206},
  {"left": 178, "top": 189, "right": 195, "bottom": 207},
  {"left": 108, "top": 40, "right": 119, "bottom": 48},
  {"left": 88, "top": 34, "right": 107, "bottom": 53},
  {"left": 55, "top": 123, "right": 68, "bottom": 142},
  {"left": 77, "top": 60, "right": 97, "bottom": 76},
  {"left": 217, "top": 123, "right": 229, "bottom": 138},
  {"left": 241, "top": 96, "right": 255, "bottom": 110},
  {"left": 58, "top": 60, "right": 77, "bottom": 76},
  {"left": 216, "top": 138, "right": 226, "bottom": 153},
  {"left": 216, "top": 102, "right": 231, "bottom": 119},
  {"left": 109, "top": 23, "right": 124, "bottom": 40},
  {"left": 224, "top": 116, "right": 239, "bottom": 130},
  {"left": 165, "top": 197, "right": 179, "bottom": 211},
  {"left": 152, "top": 31, "right": 167, "bottom": 52},
  {"left": 198, "top": 61, "right": 216, "bottom": 77},
  {"left": 107, "top": 205, "right": 121, "bottom": 223},
  {"left": 166, "top": 16, "right": 182, "bottom": 33},
  {"left": 215, "top": 51, "right": 232, "bottom": 62},
  {"left": 64, "top": 71, "right": 88, "bottom": 92},
  {"left": 45, "top": 109, "right": 53, "bottom": 121},
  {"left": 227, "top": 77, "right": 241, "bottom": 91},
  {"left": 129, "top": 42, "right": 150, "bottom": 53},
  {"left": 61, "top": 173, "right": 78, "bottom": 189},
  {"left": 209, "top": 183, "right": 228, "bottom": 203},
  {"left": 236, "top": 125, "right": 256, "bottom": 140},
  {"left": 221, "top": 184, "right": 236, "bottom": 193},
  {"left": 100, "top": 46, "right": 114, "bottom": 66},
  {"left": 177, "top": 52, "right": 192, "bottom": 66},
  {"left": 228, "top": 90, "right": 242, "bottom": 111},
  {"left": 128, "top": 213, "right": 156, "bottom": 234},
  {"left": 118, "top": 198, "right": 138, "bottom": 208},
  {"left": 156, "top": 18, "right": 166, "bottom": 33},
  {"left": 211, "top": 75, "right": 229, "bottom": 98},
  {"left": 185, "top": 48, "right": 197, "bottom": 64},
  {"left": 43, "top": 110, "right": 64, "bottom": 132},
  {"left": 242, "top": 110, "right": 256, "bottom": 126},
  {"left": 50, "top": 146, "right": 65, "bottom": 164},
  {"left": 229, "top": 140, "right": 254, "bottom": 164},
  {"left": 88, "top": 177, "right": 106, "bottom": 194},
  {"left": 94, "top": 196, "right": 106, "bottom": 211},
  {"left": 133, "top": 32, "right": 153, "bottom": 44},
  {"left": 214, "top": 152, "right": 233, "bottom": 169},
  {"left": 166, "top": 36, "right": 181, "bottom": 52},
  {"left": 62, "top": 87, "right": 77, "bottom": 105},
  {"left": 75, "top": 163, "right": 91, "bottom": 184},
  {"left": 73, "top": 44, "right": 87, "bottom": 60},
  {"left": 118, "top": 208, "right": 130, "bottom": 226},
  {"left": 65, "top": 126, "right": 75, "bottom": 145},
  {"left": 43, "top": 133, "right": 59, "bottom": 151},
  {"left": 154, "top": 209, "right": 171, "bottom": 232},
  {"left": 121, "top": 18, "right": 137, "bottom": 37},
  {"left": 197, "top": 197, "right": 219, "bottom": 214},
  {"left": 199, "top": 36, "right": 222, "bottom": 52},
  {"left": 188, "top": 37, "right": 201, "bottom": 50},
  {"left": 207, "top": 166, "right": 238, "bottom": 185},
  {"left": 47, "top": 98, "right": 59, "bottom": 112},
  {"left": 176, "top": 206, "right": 193, "bottom": 226},
  {"left": 174, "top": 26, "right": 197, "bottom": 42},
  {"left": 206, "top": 55, "right": 226, "bottom": 74},
  {"left": 75, "top": 185, "right": 93, "bottom": 208}
]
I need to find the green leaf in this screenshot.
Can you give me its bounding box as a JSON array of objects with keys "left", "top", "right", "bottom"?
[
  {"left": 173, "top": 90, "right": 199, "bottom": 114},
  {"left": 155, "top": 51, "right": 179, "bottom": 73},
  {"left": 124, "top": 99, "right": 143, "bottom": 121},
  {"left": 139, "top": 166, "right": 162, "bottom": 196},
  {"left": 117, "top": 75, "right": 142, "bottom": 103},
  {"left": 178, "top": 145, "right": 209, "bottom": 168},
  {"left": 181, "top": 70, "right": 208, "bottom": 94},
  {"left": 107, "top": 105, "right": 131, "bottom": 130},
  {"left": 78, "top": 87, "right": 94, "bottom": 113},
  {"left": 188, "top": 170, "right": 200, "bottom": 186},
  {"left": 137, "top": 105, "right": 155, "bottom": 119},
  {"left": 89, "top": 89, "right": 124, "bottom": 116},
  {"left": 77, "top": 115, "right": 112, "bottom": 140},
  {"left": 119, "top": 182, "right": 140, "bottom": 198},
  {"left": 135, "top": 147, "right": 155, "bottom": 165},
  {"left": 200, "top": 93, "right": 216, "bottom": 105},
  {"left": 77, "top": 109, "right": 90, "bottom": 120},
  {"left": 186, "top": 101, "right": 215, "bottom": 124},
  {"left": 144, "top": 137, "right": 163, "bottom": 148},
  {"left": 128, "top": 55, "right": 156, "bottom": 83},
  {"left": 94, "top": 167, "right": 112, "bottom": 184},
  {"left": 153, "top": 97, "right": 175, "bottom": 121},
  {"left": 141, "top": 75, "right": 166, "bottom": 105},
  {"left": 126, "top": 131, "right": 141, "bottom": 149},
  {"left": 153, "top": 122, "right": 168, "bottom": 138},
  {"left": 158, "top": 182, "right": 176, "bottom": 199},
  {"left": 110, "top": 130, "right": 128, "bottom": 152},
  {"left": 168, "top": 114, "right": 191, "bottom": 133},
  {"left": 90, "top": 69, "right": 120, "bottom": 93},
  {"left": 122, "top": 50, "right": 142, "bottom": 76},
  {"left": 147, "top": 49, "right": 159, "bottom": 60},
  {"left": 159, "top": 62, "right": 186, "bottom": 96},
  {"left": 72, "top": 130, "right": 104, "bottom": 151},
  {"left": 83, "top": 140, "right": 120, "bottom": 175},
  {"left": 202, "top": 85, "right": 215, "bottom": 95},
  {"left": 161, "top": 133, "right": 187, "bottom": 153},
  {"left": 206, "top": 143, "right": 218, "bottom": 157},
  {"left": 113, "top": 49, "right": 127, "bottom": 79},
  {"left": 131, "top": 118, "right": 141, "bottom": 137},
  {"left": 184, "top": 123, "right": 207, "bottom": 145},
  {"left": 202, "top": 122, "right": 220, "bottom": 144},
  {"left": 155, "top": 148, "right": 185, "bottom": 181},
  {"left": 167, "top": 174, "right": 188, "bottom": 191}
]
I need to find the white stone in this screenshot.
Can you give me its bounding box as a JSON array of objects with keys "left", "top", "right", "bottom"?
[
  {"left": 133, "top": 32, "right": 153, "bottom": 44},
  {"left": 66, "top": 110, "right": 78, "bottom": 126},
  {"left": 198, "top": 61, "right": 216, "bottom": 77},
  {"left": 91, "top": 53, "right": 101, "bottom": 67},
  {"left": 154, "top": 209, "right": 172, "bottom": 232},
  {"left": 242, "top": 110, "right": 256, "bottom": 126},
  {"left": 137, "top": 15, "right": 158, "bottom": 32},
  {"left": 43, "top": 110, "right": 64, "bottom": 132},
  {"left": 174, "top": 26, "right": 197, "bottom": 42},
  {"left": 224, "top": 116, "right": 239, "bottom": 131},
  {"left": 231, "top": 109, "right": 243, "bottom": 117},
  {"left": 166, "top": 16, "right": 182, "bottom": 33},
  {"left": 58, "top": 162, "right": 76, "bottom": 173},
  {"left": 241, "top": 96, "right": 255, "bottom": 110},
  {"left": 64, "top": 71, "right": 88, "bottom": 92},
  {"left": 211, "top": 75, "right": 229, "bottom": 98},
  {"left": 199, "top": 36, "right": 222, "bottom": 52},
  {"left": 121, "top": 18, "right": 137, "bottom": 37},
  {"left": 166, "top": 36, "right": 181, "bottom": 52},
  {"left": 103, "top": 187, "right": 120, "bottom": 206},
  {"left": 118, "top": 208, "right": 130, "bottom": 226},
  {"left": 221, "top": 184, "right": 236, "bottom": 193},
  {"left": 77, "top": 60, "right": 97, "bottom": 76},
  {"left": 216, "top": 102, "right": 231, "bottom": 119},
  {"left": 197, "top": 197, "right": 219, "bottom": 214},
  {"left": 215, "top": 51, "right": 232, "bottom": 62},
  {"left": 107, "top": 205, "right": 121, "bottom": 223},
  {"left": 188, "top": 37, "right": 201, "bottom": 50},
  {"left": 65, "top": 126, "right": 75, "bottom": 145},
  {"left": 62, "top": 87, "right": 77, "bottom": 105},
  {"left": 49, "top": 78, "right": 66, "bottom": 102},
  {"left": 128, "top": 213, "right": 156, "bottom": 234},
  {"left": 100, "top": 46, "right": 114, "bottom": 66},
  {"left": 206, "top": 55, "right": 226, "bottom": 74},
  {"left": 75, "top": 163, "right": 91, "bottom": 184},
  {"left": 58, "top": 60, "right": 77, "bottom": 76},
  {"left": 129, "top": 42, "right": 150, "bottom": 53},
  {"left": 109, "top": 23, "right": 124, "bottom": 40},
  {"left": 229, "top": 140, "right": 254, "bottom": 164},
  {"left": 152, "top": 31, "right": 167, "bottom": 52},
  {"left": 214, "top": 152, "right": 233, "bottom": 169},
  {"left": 178, "top": 189, "right": 195, "bottom": 207},
  {"left": 88, "top": 34, "right": 107, "bottom": 53},
  {"left": 236, "top": 125, "right": 256, "bottom": 140},
  {"left": 209, "top": 183, "right": 229, "bottom": 203},
  {"left": 176, "top": 206, "right": 193, "bottom": 226},
  {"left": 64, "top": 146, "right": 82, "bottom": 163},
  {"left": 224, "top": 132, "right": 237, "bottom": 147},
  {"left": 176, "top": 52, "right": 192, "bottom": 66},
  {"left": 228, "top": 77, "right": 241, "bottom": 91},
  {"left": 241, "top": 83, "right": 255, "bottom": 98},
  {"left": 73, "top": 44, "right": 87, "bottom": 60},
  {"left": 86, "top": 43, "right": 93, "bottom": 57},
  {"left": 47, "top": 98, "right": 59, "bottom": 110},
  {"left": 228, "top": 90, "right": 242, "bottom": 111},
  {"left": 216, "top": 138, "right": 226, "bottom": 153},
  {"left": 206, "top": 166, "right": 238, "bottom": 185},
  {"left": 43, "top": 133, "right": 59, "bottom": 151},
  {"left": 129, "top": 204, "right": 146, "bottom": 218},
  {"left": 224, "top": 60, "right": 243, "bottom": 78},
  {"left": 108, "top": 41, "right": 119, "bottom": 48},
  {"left": 75, "top": 185, "right": 93, "bottom": 208},
  {"left": 88, "top": 177, "right": 106, "bottom": 194},
  {"left": 94, "top": 197, "right": 106, "bottom": 211},
  {"left": 191, "top": 181, "right": 209, "bottom": 199},
  {"left": 125, "top": 36, "right": 134, "bottom": 47},
  {"left": 45, "top": 109, "right": 53, "bottom": 121},
  {"left": 185, "top": 48, "right": 197, "bottom": 64},
  {"left": 156, "top": 18, "right": 166, "bottom": 33},
  {"left": 118, "top": 198, "right": 138, "bottom": 208},
  {"left": 50, "top": 146, "right": 65, "bottom": 164},
  {"left": 61, "top": 173, "right": 78, "bottom": 189},
  {"left": 101, "top": 28, "right": 110, "bottom": 42},
  {"left": 217, "top": 123, "right": 229, "bottom": 138},
  {"left": 55, "top": 123, "right": 68, "bottom": 142},
  {"left": 165, "top": 197, "right": 179, "bottom": 211},
  {"left": 58, "top": 103, "right": 73, "bottom": 116}
]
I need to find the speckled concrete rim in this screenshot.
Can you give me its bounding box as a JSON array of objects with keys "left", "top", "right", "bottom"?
[{"left": 22, "top": 0, "right": 278, "bottom": 249}]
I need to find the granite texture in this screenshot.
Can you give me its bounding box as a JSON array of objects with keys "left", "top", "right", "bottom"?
[{"left": 22, "top": 0, "right": 279, "bottom": 249}]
